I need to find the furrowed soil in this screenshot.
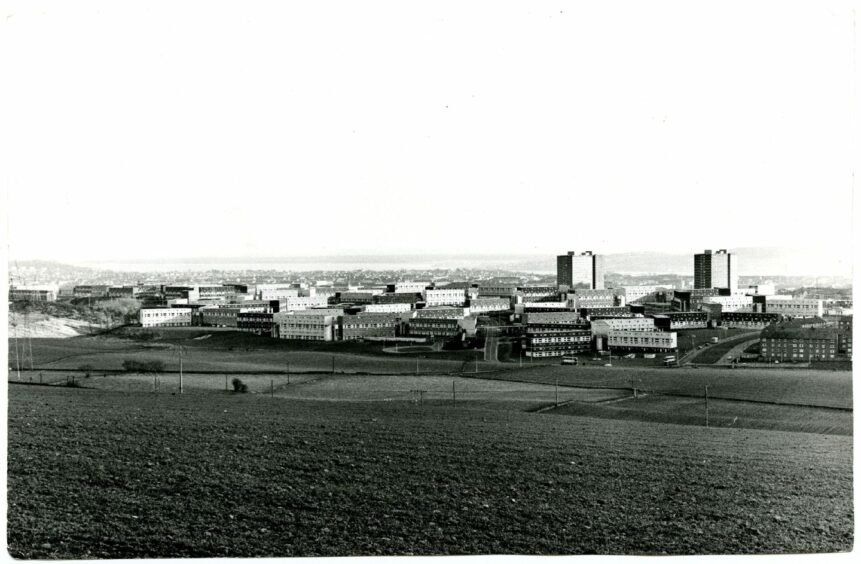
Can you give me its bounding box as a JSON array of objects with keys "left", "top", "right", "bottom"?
[{"left": 7, "top": 386, "right": 853, "bottom": 557}]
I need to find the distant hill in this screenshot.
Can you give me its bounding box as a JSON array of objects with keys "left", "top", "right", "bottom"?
[{"left": 12, "top": 246, "right": 852, "bottom": 278}]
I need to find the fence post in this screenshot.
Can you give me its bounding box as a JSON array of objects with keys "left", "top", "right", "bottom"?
[
  {"left": 452, "top": 380, "right": 456, "bottom": 406},
  {"left": 705, "top": 385, "right": 709, "bottom": 428}
]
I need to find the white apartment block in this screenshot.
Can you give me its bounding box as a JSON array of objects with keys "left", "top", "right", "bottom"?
[
  {"left": 590, "top": 317, "right": 655, "bottom": 337},
  {"left": 468, "top": 297, "right": 511, "bottom": 314},
  {"left": 702, "top": 295, "right": 754, "bottom": 312},
  {"left": 608, "top": 330, "right": 677, "bottom": 351},
  {"left": 363, "top": 302, "right": 413, "bottom": 314},
  {"left": 415, "top": 307, "right": 469, "bottom": 320},
  {"left": 618, "top": 286, "right": 663, "bottom": 305},
  {"left": 258, "top": 288, "right": 300, "bottom": 301},
  {"left": 282, "top": 295, "right": 331, "bottom": 311},
  {"left": 423, "top": 287, "right": 467, "bottom": 307},
  {"left": 746, "top": 283, "right": 775, "bottom": 296},
  {"left": 764, "top": 297, "right": 824, "bottom": 318},
  {"left": 140, "top": 308, "right": 193, "bottom": 327},
  {"left": 523, "top": 301, "right": 572, "bottom": 311},
  {"left": 523, "top": 311, "right": 582, "bottom": 325},
  {"left": 395, "top": 281, "right": 430, "bottom": 294},
  {"left": 273, "top": 311, "right": 339, "bottom": 341}
]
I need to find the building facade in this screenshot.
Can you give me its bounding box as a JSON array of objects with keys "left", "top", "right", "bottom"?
[
  {"left": 557, "top": 251, "right": 605, "bottom": 290},
  {"left": 423, "top": 288, "right": 467, "bottom": 307},
  {"left": 760, "top": 326, "right": 838, "bottom": 362},
  {"left": 140, "top": 308, "right": 193, "bottom": 327},
  {"left": 9, "top": 285, "right": 58, "bottom": 302},
  {"left": 694, "top": 249, "right": 738, "bottom": 291},
  {"left": 608, "top": 330, "right": 678, "bottom": 352},
  {"left": 273, "top": 311, "right": 339, "bottom": 341},
  {"left": 340, "top": 313, "right": 399, "bottom": 340}
]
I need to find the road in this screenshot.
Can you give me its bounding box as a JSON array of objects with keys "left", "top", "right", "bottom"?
[
  {"left": 713, "top": 338, "right": 760, "bottom": 365},
  {"left": 681, "top": 331, "right": 759, "bottom": 365}
]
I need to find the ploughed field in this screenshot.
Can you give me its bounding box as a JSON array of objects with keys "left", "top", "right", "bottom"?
[{"left": 7, "top": 386, "right": 853, "bottom": 558}]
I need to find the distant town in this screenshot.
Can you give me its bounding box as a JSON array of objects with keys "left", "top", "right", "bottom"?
[{"left": 8, "top": 248, "right": 852, "bottom": 366}]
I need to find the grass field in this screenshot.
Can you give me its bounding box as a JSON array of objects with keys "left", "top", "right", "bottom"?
[
  {"left": 546, "top": 395, "right": 852, "bottom": 435},
  {"left": 469, "top": 364, "right": 853, "bottom": 409},
  {"left": 6, "top": 385, "right": 852, "bottom": 557},
  {"left": 16, "top": 335, "right": 474, "bottom": 375}
]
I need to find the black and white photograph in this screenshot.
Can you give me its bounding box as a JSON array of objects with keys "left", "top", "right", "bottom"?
[{"left": 1, "top": 0, "right": 856, "bottom": 560}]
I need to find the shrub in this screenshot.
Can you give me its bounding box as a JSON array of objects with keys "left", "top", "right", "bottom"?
[{"left": 231, "top": 378, "right": 248, "bottom": 393}]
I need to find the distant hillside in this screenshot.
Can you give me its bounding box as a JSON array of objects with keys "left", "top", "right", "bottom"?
[{"left": 12, "top": 246, "right": 852, "bottom": 278}]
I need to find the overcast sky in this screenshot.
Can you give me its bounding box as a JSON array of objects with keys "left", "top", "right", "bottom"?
[{"left": 1, "top": 1, "right": 855, "bottom": 263}]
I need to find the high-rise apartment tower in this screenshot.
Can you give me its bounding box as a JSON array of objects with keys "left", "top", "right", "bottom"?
[
  {"left": 557, "top": 251, "right": 605, "bottom": 290},
  {"left": 694, "top": 249, "right": 738, "bottom": 290}
]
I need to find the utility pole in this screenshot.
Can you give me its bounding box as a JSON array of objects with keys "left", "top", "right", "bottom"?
[
  {"left": 705, "top": 385, "right": 709, "bottom": 428},
  {"left": 13, "top": 333, "right": 21, "bottom": 381},
  {"left": 178, "top": 346, "right": 183, "bottom": 395},
  {"left": 474, "top": 350, "right": 479, "bottom": 373},
  {"left": 271, "top": 379, "right": 274, "bottom": 397},
  {"left": 631, "top": 377, "right": 638, "bottom": 399},
  {"left": 555, "top": 377, "right": 559, "bottom": 407},
  {"left": 452, "top": 380, "right": 456, "bottom": 406},
  {"left": 331, "top": 355, "right": 335, "bottom": 374},
  {"left": 415, "top": 357, "right": 419, "bottom": 376},
  {"left": 224, "top": 374, "right": 228, "bottom": 391}
]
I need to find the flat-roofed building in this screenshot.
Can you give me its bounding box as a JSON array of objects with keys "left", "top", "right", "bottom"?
[
  {"left": 375, "top": 292, "right": 422, "bottom": 305},
  {"left": 107, "top": 286, "right": 138, "bottom": 299},
  {"left": 363, "top": 302, "right": 413, "bottom": 314},
  {"left": 569, "top": 289, "right": 619, "bottom": 309},
  {"left": 591, "top": 317, "right": 655, "bottom": 336},
  {"left": 407, "top": 317, "right": 462, "bottom": 339},
  {"left": 282, "top": 295, "right": 331, "bottom": 311},
  {"left": 414, "top": 307, "right": 469, "bottom": 320},
  {"left": 340, "top": 313, "right": 399, "bottom": 340},
  {"left": 652, "top": 312, "right": 708, "bottom": 331},
  {"left": 615, "top": 286, "right": 660, "bottom": 305},
  {"left": 338, "top": 292, "right": 376, "bottom": 305},
  {"left": 521, "top": 301, "right": 574, "bottom": 312},
  {"left": 188, "top": 285, "right": 237, "bottom": 301},
  {"left": 200, "top": 307, "right": 240, "bottom": 328},
  {"left": 672, "top": 288, "right": 722, "bottom": 312},
  {"left": 73, "top": 285, "right": 110, "bottom": 298},
  {"left": 162, "top": 285, "right": 193, "bottom": 300},
  {"left": 140, "top": 307, "right": 192, "bottom": 327},
  {"left": 237, "top": 312, "right": 274, "bottom": 335},
  {"left": 702, "top": 295, "right": 753, "bottom": 313},
  {"left": 393, "top": 281, "right": 430, "bottom": 294},
  {"left": 746, "top": 283, "right": 776, "bottom": 296},
  {"left": 273, "top": 310, "right": 340, "bottom": 341},
  {"left": 258, "top": 287, "right": 301, "bottom": 301},
  {"left": 522, "top": 311, "right": 583, "bottom": 325},
  {"left": 609, "top": 330, "right": 677, "bottom": 352},
  {"left": 477, "top": 283, "right": 520, "bottom": 298},
  {"left": 516, "top": 286, "right": 560, "bottom": 303},
  {"left": 580, "top": 306, "right": 632, "bottom": 319},
  {"left": 761, "top": 297, "right": 824, "bottom": 318},
  {"left": 468, "top": 297, "right": 511, "bottom": 314},
  {"left": 9, "top": 285, "right": 58, "bottom": 302},
  {"left": 720, "top": 312, "right": 780, "bottom": 329},
  {"left": 423, "top": 287, "right": 467, "bottom": 307}
]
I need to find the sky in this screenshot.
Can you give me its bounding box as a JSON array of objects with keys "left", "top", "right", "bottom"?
[{"left": 1, "top": 1, "right": 856, "bottom": 263}]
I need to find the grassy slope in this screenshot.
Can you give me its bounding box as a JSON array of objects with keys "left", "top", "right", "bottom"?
[{"left": 7, "top": 386, "right": 852, "bottom": 558}]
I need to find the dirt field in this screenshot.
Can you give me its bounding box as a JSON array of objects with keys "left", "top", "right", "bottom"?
[{"left": 6, "top": 385, "right": 853, "bottom": 557}]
